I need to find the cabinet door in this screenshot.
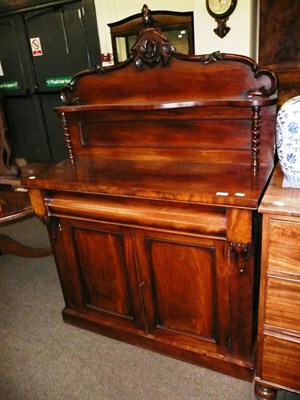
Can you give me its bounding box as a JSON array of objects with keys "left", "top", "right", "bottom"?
[
  {"left": 51, "top": 218, "right": 144, "bottom": 331},
  {"left": 134, "top": 230, "right": 231, "bottom": 356}
]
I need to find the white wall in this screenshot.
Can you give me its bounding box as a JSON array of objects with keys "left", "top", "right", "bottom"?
[
  {"left": 93, "top": 0, "right": 258, "bottom": 60},
  {"left": 193, "top": 0, "right": 257, "bottom": 57}
]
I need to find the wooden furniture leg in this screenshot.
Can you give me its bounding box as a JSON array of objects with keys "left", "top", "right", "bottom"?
[
  {"left": 255, "top": 383, "right": 278, "bottom": 400},
  {"left": 0, "top": 186, "right": 52, "bottom": 258},
  {"left": 0, "top": 234, "right": 52, "bottom": 257}
]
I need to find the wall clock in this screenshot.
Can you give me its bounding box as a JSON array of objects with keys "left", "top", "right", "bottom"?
[{"left": 206, "top": 0, "right": 237, "bottom": 38}]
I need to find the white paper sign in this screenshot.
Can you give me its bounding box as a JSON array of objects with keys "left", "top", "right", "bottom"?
[{"left": 30, "top": 37, "right": 43, "bottom": 56}]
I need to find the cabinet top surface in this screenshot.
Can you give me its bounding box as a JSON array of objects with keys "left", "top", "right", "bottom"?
[
  {"left": 259, "top": 163, "right": 300, "bottom": 216},
  {"left": 23, "top": 159, "right": 273, "bottom": 209}
]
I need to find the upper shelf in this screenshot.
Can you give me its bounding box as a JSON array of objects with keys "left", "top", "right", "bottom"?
[{"left": 56, "top": 97, "right": 278, "bottom": 113}]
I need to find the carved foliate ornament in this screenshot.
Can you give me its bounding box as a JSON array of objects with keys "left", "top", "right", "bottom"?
[
  {"left": 132, "top": 28, "right": 174, "bottom": 68},
  {"left": 132, "top": 5, "right": 174, "bottom": 68}
]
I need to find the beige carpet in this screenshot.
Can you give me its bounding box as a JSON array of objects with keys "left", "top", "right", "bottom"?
[{"left": 0, "top": 216, "right": 299, "bottom": 400}]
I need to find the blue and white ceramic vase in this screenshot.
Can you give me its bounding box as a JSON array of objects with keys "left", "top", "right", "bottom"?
[{"left": 276, "top": 95, "right": 300, "bottom": 184}]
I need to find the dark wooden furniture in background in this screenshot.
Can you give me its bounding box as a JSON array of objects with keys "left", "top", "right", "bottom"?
[
  {"left": 255, "top": 164, "right": 300, "bottom": 400},
  {"left": 0, "top": 99, "right": 20, "bottom": 184},
  {"left": 0, "top": 101, "right": 51, "bottom": 257},
  {"left": 0, "top": 185, "right": 52, "bottom": 257},
  {"left": 259, "top": 0, "right": 300, "bottom": 107},
  {"left": 23, "top": 7, "right": 278, "bottom": 384},
  {"left": 108, "top": 5, "right": 194, "bottom": 63}
]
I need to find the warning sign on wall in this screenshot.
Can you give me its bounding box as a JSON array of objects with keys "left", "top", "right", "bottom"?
[{"left": 30, "top": 37, "right": 43, "bottom": 56}]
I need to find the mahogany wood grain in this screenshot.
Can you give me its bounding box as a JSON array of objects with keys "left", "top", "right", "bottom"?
[
  {"left": 23, "top": 15, "right": 278, "bottom": 383},
  {"left": 265, "top": 278, "right": 300, "bottom": 332},
  {"left": 259, "top": 0, "right": 300, "bottom": 70},
  {"left": 259, "top": 0, "right": 300, "bottom": 106},
  {"left": 255, "top": 164, "right": 300, "bottom": 399},
  {"left": 23, "top": 159, "right": 274, "bottom": 209},
  {"left": 258, "top": 166, "right": 300, "bottom": 217},
  {"left": 55, "top": 105, "right": 276, "bottom": 166},
  {"left": 61, "top": 56, "right": 277, "bottom": 106}
]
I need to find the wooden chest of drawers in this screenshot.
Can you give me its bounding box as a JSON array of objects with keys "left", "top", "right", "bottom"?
[{"left": 255, "top": 164, "right": 300, "bottom": 399}]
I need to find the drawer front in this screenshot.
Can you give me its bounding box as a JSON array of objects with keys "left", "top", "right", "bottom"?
[
  {"left": 261, "top": 335, "right": 300, "bottom": 391},
  {"left": 268, "top": 219, "right": 300, "bottom": 275},
  {"left": 265, "top": 277, "right": 300, "bottom": 332},
  {"left": 47, "top": 193, "right": 227, "bottom": 236}
]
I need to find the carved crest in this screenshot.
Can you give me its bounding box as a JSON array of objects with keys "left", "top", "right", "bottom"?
[
  {"left": 132, "top": 5, "right": 174, "bottom": 68},
  {"left": 132, "top": 28, "right": 174, "bottom": 68}
]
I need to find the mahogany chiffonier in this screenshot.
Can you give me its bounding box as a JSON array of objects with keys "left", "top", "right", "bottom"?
[
  {"left": 255, "top": 164, "right": 300, "bottom": 399},
  {"left": 22, "top": 6, "right": 278, "bottom": 383}
]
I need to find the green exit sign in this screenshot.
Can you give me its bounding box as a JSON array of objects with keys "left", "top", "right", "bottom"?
[
  {"left": 0, "top": 81, "right": 19, "bottom": 90},
  {"left": 46, "top": 76, "right": 72, "bottom": 88}
]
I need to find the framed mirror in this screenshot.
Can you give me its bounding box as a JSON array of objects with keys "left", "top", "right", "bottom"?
[{"left": 108, "top": 9, "right": 194, "bottom": 64}]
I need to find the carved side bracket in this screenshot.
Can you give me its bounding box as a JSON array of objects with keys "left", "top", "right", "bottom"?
[
  {"left": 228, "top": 242, "right": 251, "bottom": 273},
  {"left": 246, "top": 68, "right": 279, "bottom": 98}
]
